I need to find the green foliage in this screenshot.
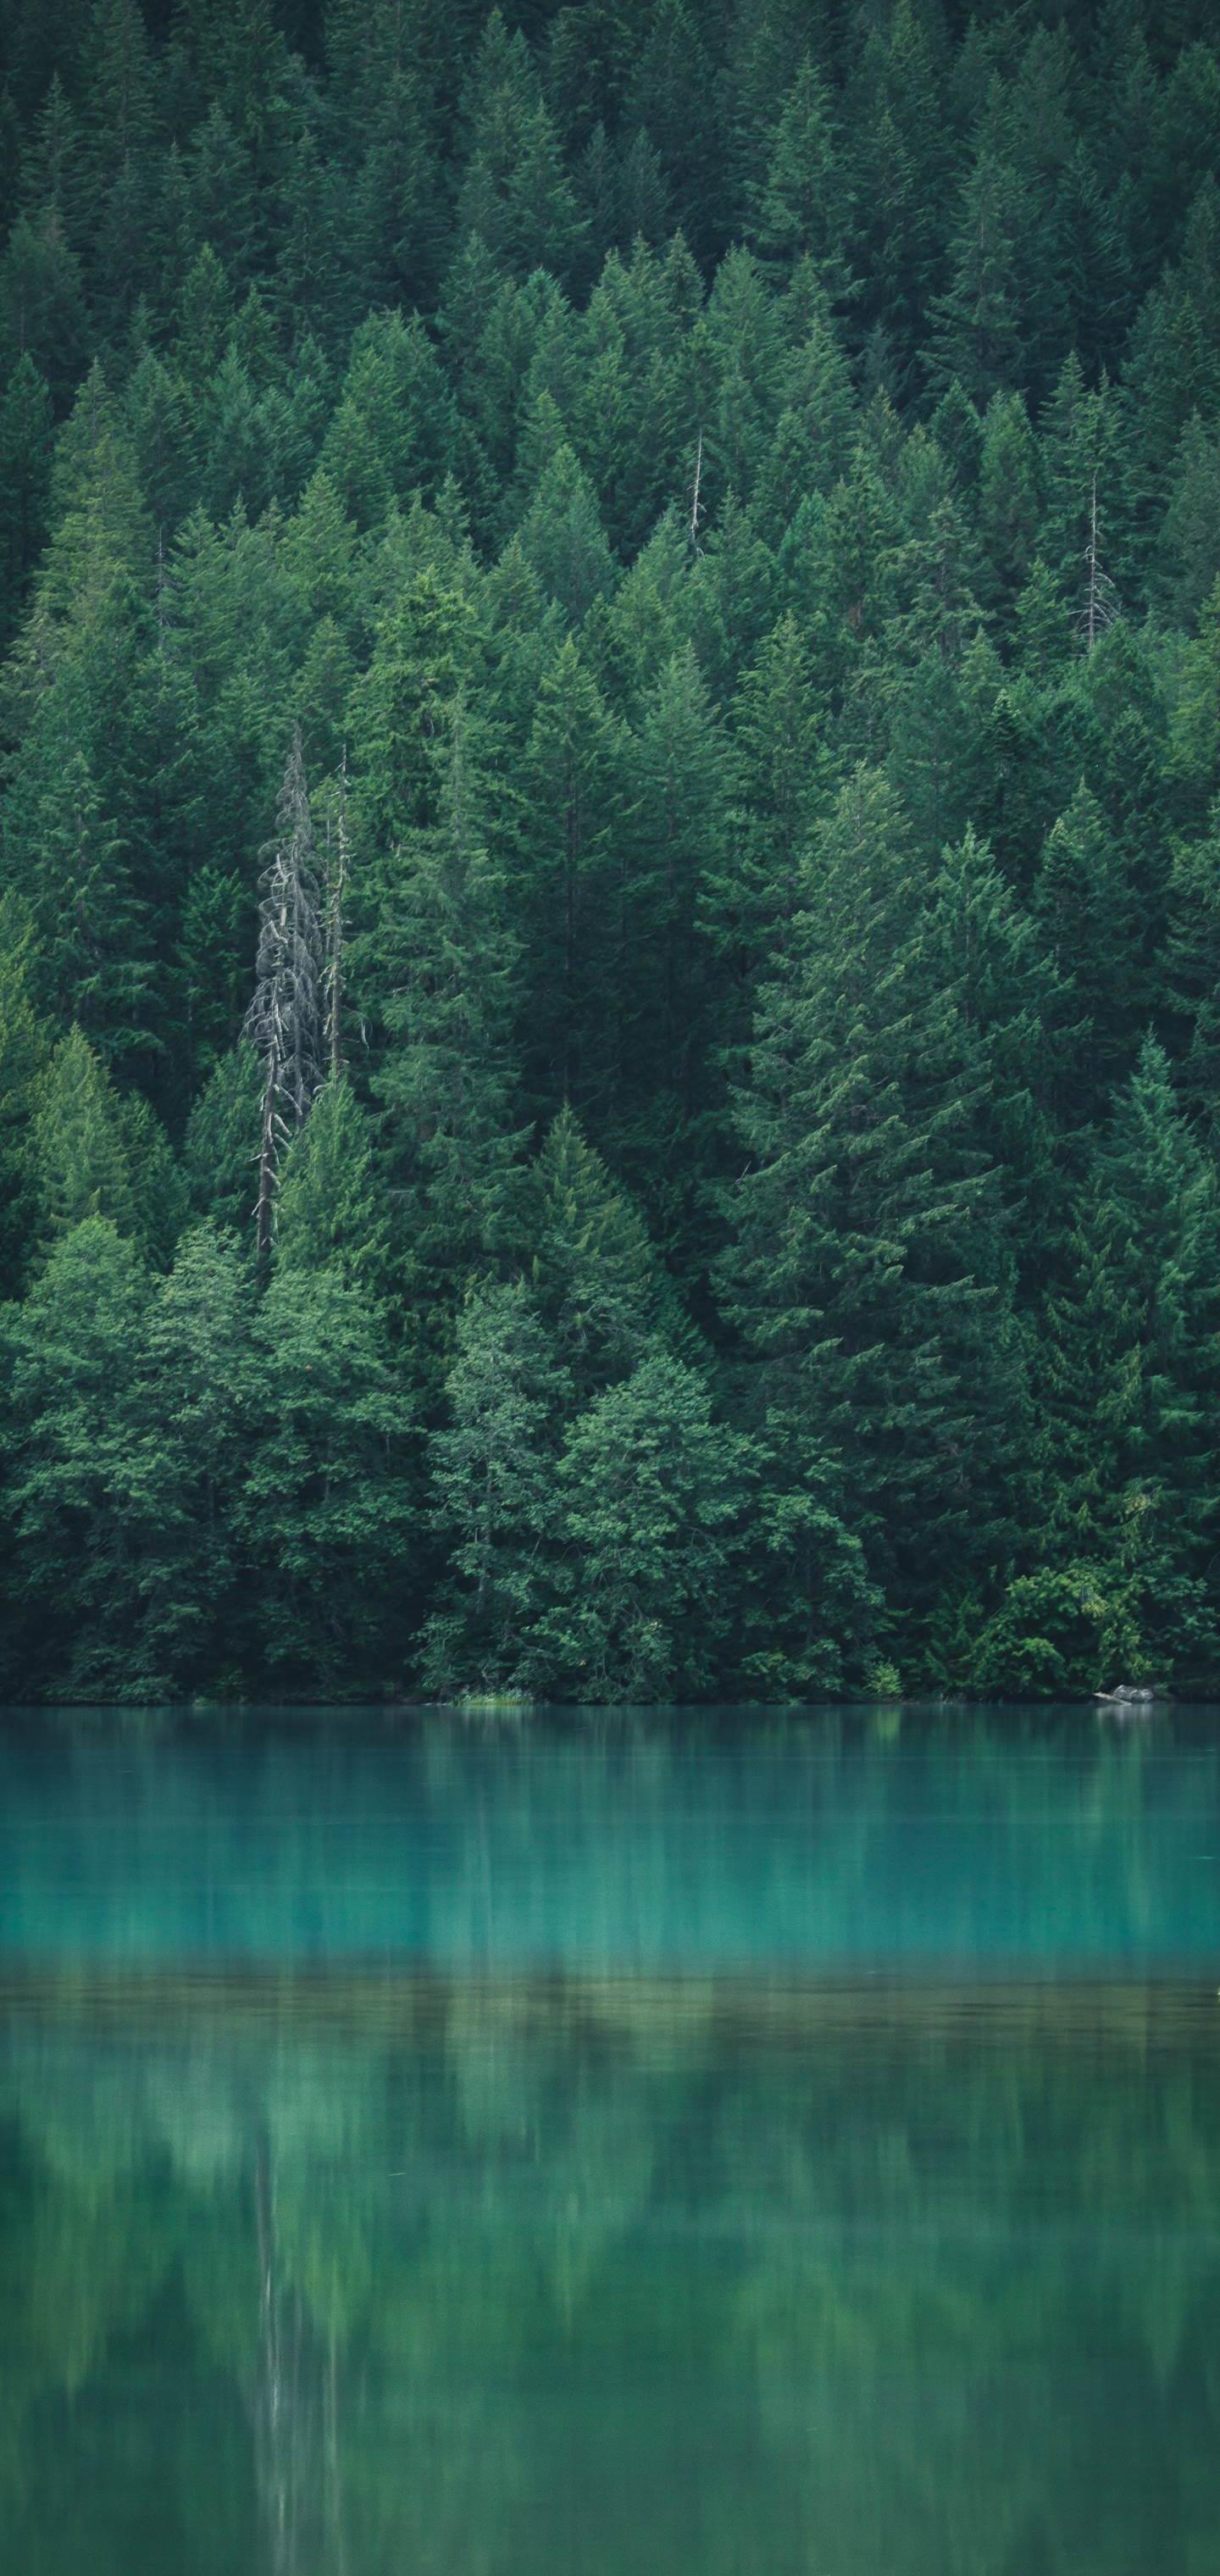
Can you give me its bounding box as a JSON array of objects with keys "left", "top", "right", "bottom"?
[
  {"left": 275, "top": 1074, "right": 389, "bottom": 1298},
  {"left": 238, "top": 1261, "right": 415, "bottom": 1690},
  {"left": 183, "top": 1041, "right": 260, "bottom": 1230},
  {"left": 535, "top": 1352, "right": 749, "bottom": 1703},
  {"left": 520, "top": 1103, "right": 667, "bottom": 1394},
  {"left": 0, "top": 894, "right": 48, "bottom": 1297},
  {"left": 0, "top": 1219, "right": 153, "bottom": 1696},
  {"left": 424, "top": 1279, "right": 563, "bottom": 1696},
  {"left": 720, "top": 769, "right": 1023, "bottom": 1609},
  {"left": 0, "top": 0, "right": 1218, "bottom": 1696},
  {"left": 33, "top": 1024, "right": 136, "bottom": 1248}
]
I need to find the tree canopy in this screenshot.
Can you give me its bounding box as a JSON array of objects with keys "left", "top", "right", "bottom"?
[{"left": 2, "top": 0, "right": 1219, "bottom": 1700}]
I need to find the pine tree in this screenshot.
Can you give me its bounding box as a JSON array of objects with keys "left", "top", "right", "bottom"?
[
  {"left": 1038, "top": 1041, "right": 1220, "bottom": 1679},
  {"left": 320, "top": 311, "right": 466, "bottom": 530},
  {"left": 0, "top": 895, "right": 48, "bottom": 1299},
  {"left": 0, "top": 353, "right": 53, "bottom": 647},
  {"left": 371, "top": 698, "right": 523, "bottom": 1324},
  {"left": 519, "top": 1102, "right": 669, "bottom": 1396},
  {"left": 929, "top": 150, "right": 1028, "bottom": 407},
  {"left": 513, "top": 635, "right": 625, "bottom": 1126},
  {"left": 1163, "top": 799, "right": 1220, "bottom": 1119},
  {"left": 136, "top": 1221, "right": 256, "bottom": 1689},
  {"left": 33, "top": 1024, "right": 136, "bottom": 1250},
  {"left": 619, "top": 641, "right": 735, "bottom": 1250},
  {"left": 535, "top": 1352, "right": 749, "bottom": 1703},
  {"left": 239, "top": 1257, "right": 416, "bottom": 1690},
  {"left": 928, "top": 827, "right": 1074, "bottom": 1263},
  {"left": 1159, "top": 410, "right": 1220, "bottom": 628},
  {"left": 975, "top": 391, "right": 1044, "bottom": 637},
  {"left": 275, "top": 1073, "right": 389, "bottom": 1299},
  {"left": 847, "top": 1, "right": 951, "bottom": 388},
  {"left": 716, "top": 610, "right": 827, "bottom": 987},
  {"left": 456, "top": 8, "right": 585, "bottom": 281},
  {"left": 624, "top": 0, "right": 722, "bottom": 262},
  {"left": 749, "top": 58, "right": 846, "bottom": 291},
  {"left": 1033, "top": 779, "right": 1140, "bottom": 1116},
  {"left": 516, "top": 441, "right": 617, "bottom": 625},
  {"left": 0, "top": 1218, "right": 152, "bottom": 1697},
  {"left": 0, "top": 208, "right": 87, "bottom": 408},
  {"left": 422, "top": 1278, "right": 563, "bottom": 1696},
  {"left": 183, "top": 1041, "right": 262, "bottom": 1230},
  {"left": 720, "top": 767, "right": 1024, "bottom": 1619},
  {"left": 349, "top": 567, "right": 477, "bottom": 852}
]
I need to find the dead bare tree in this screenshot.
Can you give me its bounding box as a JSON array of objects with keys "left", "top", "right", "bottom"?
[
  {"left": 246, "top": 728, "right": 324, "bottom": 1263},
  {"left": 1079, "top": 469, "right": 1119, "bottom": 654},
  {"left": 324, "top": 749, "right": 349, "bottom": 1080},
  {"left": 688, "top": 428, "right": 706, "bottom": 554}
]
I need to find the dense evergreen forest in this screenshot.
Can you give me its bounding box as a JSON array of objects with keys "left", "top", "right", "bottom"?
[{"left": 2, "top": 0, "right": 1220, "bottom": 1702}]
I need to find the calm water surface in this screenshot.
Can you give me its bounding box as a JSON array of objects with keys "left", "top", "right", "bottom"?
[{"left": 2, "top": 1706, "right": 1219, "bottom": 2575}]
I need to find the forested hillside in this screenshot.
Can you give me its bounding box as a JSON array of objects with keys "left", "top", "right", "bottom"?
[{"left": 2, "top": 0, "right": 1220, "bottom": 1702}]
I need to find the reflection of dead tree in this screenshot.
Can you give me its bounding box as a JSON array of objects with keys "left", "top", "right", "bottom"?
[
  {"left": 325, "top": 2326, "right": 350, "bottom": 2576},
  {"left": 252, "top": 2138, "right": 330, "bottom": 2576}
]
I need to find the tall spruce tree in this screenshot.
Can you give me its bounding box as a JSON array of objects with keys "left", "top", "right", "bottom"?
[{"left": 720, "top": 768, "right": 1025, "bottom": 1629}]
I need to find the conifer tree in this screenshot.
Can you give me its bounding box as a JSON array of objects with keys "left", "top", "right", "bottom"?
[
  {"left": 423, "top": 1278, "right": 563, "bottom": 1696},
  {"left": 275, "top": 1073, "right": 389, "bottom": 1300},
  {"left": 721, "top": 768, "right": 1023, "bottom": 1619},
  {"left": 1038, "top": 1041, "right": 1220, "bottom": 1679},
  {"left": 372, "top": 697, "right": 523, "bottom": 1324},
  {"left": 929, "top": 151, "right": 1028, "bottom": 407},
  {"left": 520, "top": 1103, "right": 668, "bottom": 1396},
  {"left": 183, "top": 1041, "right": 262, "bottom": 1232},
  {"left": 620, "top": 642, "right": 735, "bottom": 1246},
  {"left": 0, "top": 1218, "right": 152, "bottom": 1696},
  {"left": 749, "top": 58, "right": 846, "bottom": 290},
  {"left": 514, "top": 635, "right": 625, "bottom": 1125},
  {"left": 0, "top": 0, "right": 1217, "bottom": 1698},
  {"left": 239, "top": 1257, "right": 415, "bottom": 1690},
  {"left": 0, "top": 895, "right": 48, "bottom": 1298},
  {"left": 1033, "top": 779, "right": 1140, "bottom": 1115},
  {"left": 535, "top": 1352, "right": 749, "bottom": 1703},
  {"left": 717, "top": 610, "right": 826, "bottom": 986},
  {"left": 136, "top": 1221, "right": 256, "bottom": 1688},
  {"left": 0, "top": 352, "right": 53, "bottom": 646},
  {"left": 33, "top": 1024, "right": 136, "bottom": 1249}
]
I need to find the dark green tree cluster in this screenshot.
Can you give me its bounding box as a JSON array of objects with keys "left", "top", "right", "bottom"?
[{"left": 3, "top": 0, "right": 1220, "bottom": 1699}]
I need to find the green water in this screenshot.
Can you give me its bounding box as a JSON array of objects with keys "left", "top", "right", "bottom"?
[{"left": 3, "top": 1709, "right": 1220, "bottom": 2575}]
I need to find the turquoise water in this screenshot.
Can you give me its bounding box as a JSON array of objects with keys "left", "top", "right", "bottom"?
[{"left": 2, "top": 1707, "right": 1219, "bottom": 2573}]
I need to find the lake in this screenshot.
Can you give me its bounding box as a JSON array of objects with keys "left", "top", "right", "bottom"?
[{"left": 2, "top": 1705, "right": 1219, "bottom": 2574}]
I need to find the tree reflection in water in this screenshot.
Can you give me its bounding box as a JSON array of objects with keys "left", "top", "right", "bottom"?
[{"left": 2, "top": 1967, "right": 1220, "bottom": 2576}]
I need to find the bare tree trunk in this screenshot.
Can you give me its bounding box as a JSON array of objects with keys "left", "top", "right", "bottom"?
[
  {"left": 1080, "top": 471, "right": 1117, "bottom": 655},
  {"left": 324, "top": 752, "right": 349, "bottom": 1080},
  {"left": 255, "top": 1046, "right": 280, "bottom": 1266},
  {"left": 245, "top": 727, "right": 324, "bottom": 1262},
  {"left": 688, "top": 428, "right": 705, "bottom": 554}
]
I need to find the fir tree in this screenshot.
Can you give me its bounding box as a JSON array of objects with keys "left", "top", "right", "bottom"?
[
  {"left": 423, "top": 1278, "right": 563, "bottom": 1696},
  {"left": 371, "top": 697, "right": 523, "bottom": 1325},
  {"left": 721, "top": 768, "right": 1023, "bottom": 1618},
  {"left": 535, "top": 1352, "right": 749, "bottom": 1703},
  {"left": 33, "top": 1025, "right": 136, "bottom": 1250}
]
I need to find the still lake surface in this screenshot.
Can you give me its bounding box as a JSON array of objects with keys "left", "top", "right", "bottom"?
[{"left": 2, "top": 1705, "right": 1220, "bottom": 2574}]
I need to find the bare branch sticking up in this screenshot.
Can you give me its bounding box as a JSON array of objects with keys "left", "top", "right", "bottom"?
[{"left": 245, "top": 728, "right": 324, "bottom": 1263}]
